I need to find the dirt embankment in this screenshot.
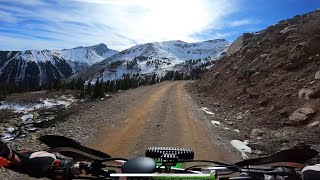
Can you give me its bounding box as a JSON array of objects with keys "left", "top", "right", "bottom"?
[{"left": 189, "top": 10, "right": 320, "bottom": 155}]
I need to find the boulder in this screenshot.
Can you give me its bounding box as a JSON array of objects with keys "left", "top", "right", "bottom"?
[
  {"left": 0, "top": 127, "right": 5, "bottom": 134},
  {"left": 315, "top": 71, "right": 320, "bottom": 80},
  {"left": 289, "top": 107, "right": 316, "bottom": 124},
  {"left": 244, "top": 49, "right": 260, "bottom": 60},
  {"left": 259, "top": 98, "right": 272, "bottom": 107},
  {"left": 250, "top": 128, "right": 265, "bottom": 139},
  {"left": 309, "top": 89, "right": 320, "bottom": 99},
  {"left": 32, "top": 112, "right": 40, "bottom": 119},
  {"left": 250, "top": 72, "right": 266, "bottom": 82},
  {"left": 284, "top": 63, "right": 300, "bottom": 71},
  {"left": 308, "top": 121, "right": 319, "bottom": 128},
  {"left": 253, "top": 150, "right": 265, "bottom": 155},
  {"left": 236, "top": 114, "right": 244, "bottom": 120},
  {"left": 213, "top": 72, "right": 221, "bottom": 79},
  {"left": 236, "top": 68, "right": 255, "bottom": 80},
  {"left": 260, "top": 54, "right": 268, "bottom": 58},
  {"left": 298, "top": 88, "right": 314, "bottom": 99},
  {"left": 305, "top": 37, "right": 320, "bottom": 54},
  {"left": 280, "top": 27, "right": 297, "bottom": 34},
  {"left": 9, "top": 119, "right": 20, "bottom": 126},
  {"left": 310, "top": 81, "right": 316, "bottom": 85}
]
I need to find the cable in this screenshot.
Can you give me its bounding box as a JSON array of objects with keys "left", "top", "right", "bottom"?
[
  {"left": 103, "top": 165, "right": 122, "bottom": 169},
  {"left": 97, "top": 157, "right": 128, "bottom": 163},
  {"left": 184, "top": 165, "right": 239, "bottom": 172},
  {"left": 191, "top": 160, "right": 234, "bottom": 166},
  {"left": 184, "top": 164, "right": 211, "bottom": 172}
]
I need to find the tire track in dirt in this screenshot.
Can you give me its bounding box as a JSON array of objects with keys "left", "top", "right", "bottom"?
[
  {"left": 93, "top": 82, "right": 174, "bottom": 156},
  {"left": 173, "top": 83, "right": 227, "bottom": 161},
  {"left": 134, "top": 82, "right": 227, "bottom": 161}
]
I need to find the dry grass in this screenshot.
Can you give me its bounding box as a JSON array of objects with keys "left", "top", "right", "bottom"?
[
  {"left": 5, "top": 90, "right": 81, "bottom": 104},
  {"left": 0, "top": 109, "right": 17, "bottom": 123}
]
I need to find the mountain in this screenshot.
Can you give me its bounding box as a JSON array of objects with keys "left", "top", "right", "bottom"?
[
  {"left": 72, "top": 39, "right": 229, "bottom": 82},
  {"left": 0, "top": 43, "right": 118, "bottom": 89},
  {"left": 190, "top": 11, "right": 320, "bottom": 152}
]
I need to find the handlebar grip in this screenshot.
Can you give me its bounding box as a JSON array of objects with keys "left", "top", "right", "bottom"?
[{"left": 51, "top": 159, "right": 73, "bottom": 180}]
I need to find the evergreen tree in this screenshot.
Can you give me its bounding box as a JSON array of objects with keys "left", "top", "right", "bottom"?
[{"left": 93, "top": 79, "right": 105, "bottom": 98}]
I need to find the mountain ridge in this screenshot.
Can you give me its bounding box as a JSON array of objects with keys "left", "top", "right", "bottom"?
[
  {"left": 72, "top": 39, "right": 229, "bottom": 82},
  {"left": 0, "top": 43, "right": 118, "bottom": 89}
]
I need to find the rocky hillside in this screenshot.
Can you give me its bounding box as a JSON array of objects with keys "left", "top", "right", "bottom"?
[
  {"left": 71, "top": 39, "right": 228, "bottom": 82},
  {"left": 191, "top": 10, "right": 320, "bottom": 152},
  {"left": 0, "top": 43, "right": 118, "bottom": 89}
]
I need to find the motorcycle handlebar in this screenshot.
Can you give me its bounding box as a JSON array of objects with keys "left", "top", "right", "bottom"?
[{"left": 49, "top": 159, "right": 305, "bottom": 180}]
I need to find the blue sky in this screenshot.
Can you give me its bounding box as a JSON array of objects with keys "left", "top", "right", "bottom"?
[{"left": 0, "top": 0, "right": 319, "bottom": 51}]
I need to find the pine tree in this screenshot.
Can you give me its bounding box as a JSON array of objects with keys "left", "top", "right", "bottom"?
[{"left": 93, "top": 79, "right": 105, "bottom": 98}]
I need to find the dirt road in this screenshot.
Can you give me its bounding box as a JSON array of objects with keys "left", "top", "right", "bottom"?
[
  {"left": 1, "top": 81, "right": 239, "bottom": 179},
  {"left": 93, "top": 81, "right": 237, "bottom": 163}
]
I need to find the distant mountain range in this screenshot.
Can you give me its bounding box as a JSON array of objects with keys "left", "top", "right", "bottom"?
[
  {"left": 71, "top": 39, "right": 229, "bottom": 82},
  {"left": 0, "top": 43, "right": 118, "bottom": 89},
  {"left": 0, "top": 39, "right": 229, "bottom": 89}
]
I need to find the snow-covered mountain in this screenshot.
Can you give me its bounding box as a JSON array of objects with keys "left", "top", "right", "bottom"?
[
  {"left": 74, "top": 39, "right": 229, "bottom": 82},
  {"left": 0, "top": 43, "right": 118, "bottom": 89}
]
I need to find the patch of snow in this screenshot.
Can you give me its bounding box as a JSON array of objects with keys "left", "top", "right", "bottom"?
[
  {"left": 201, "top": 107, "right": 215, "bottom": 115},
  {"left": 1, "top": 133, "right": 14, "bottom": 142},
  {"left": 211, "top": 120, "right": 221, "bottom": 127},
  {"left": 21, "top": 114, "right": 33, "bottom": 121},
  {"left": 25, "top": 124, "right": 37, "bottom": 132},
  {"left": 6, "top": 127, "right": 15, "bottom": 133},
  {"left": 231, "top": 140, "right": 252, "bottom": 160},
  {"left": 0, "top": 97, "right": 76, "bottom": 113}
]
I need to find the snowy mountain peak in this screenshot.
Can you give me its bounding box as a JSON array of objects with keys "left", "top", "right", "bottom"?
[
  {"left": 0, "top": 43, "right": 119, "bottom": 88},
  {"left": 87, "top": 43, "right": 118, "bottom": 58},
  {"left": 111, "top": 39, "right": 229, "bottom": 62},
  {"left": 10, "top": 43, "right": 119, "bottom": 65},
  {"left": 89, "top": 43, "right": 108, "bottom": 48},
  {"left": 75, "top": 39, "right": 229, "bottom": 82}
]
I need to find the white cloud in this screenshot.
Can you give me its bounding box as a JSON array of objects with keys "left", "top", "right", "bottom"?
[
  {"left": 0, "top": 10, "right": 17, "bottom": 23},
  {"left": 228, "top": 19, "right": 259, "bottom": 27},
  {"left": 0, "top": 0, "right": 239, "bottom": 51},
  {"left": 212, "top": 32, "right": 239, "bottom": 39}
]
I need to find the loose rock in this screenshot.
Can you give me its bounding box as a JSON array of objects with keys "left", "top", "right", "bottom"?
[
  {"left": 289, "top": 107, "right": 316, "bottom": 124},
  {"left": 315, "top": 71, "right": 320, "bottom": 80},
  {"left": 250, "top": 128, "right": 265, "bottom": 139},
  {"left": 250, "top": 72, "right": 266, "bottom": 82},
  {"left": 298, "top": 88, "right": 314, "bottom": 99},
  {"left": 308, "top": 121, "right": 320, "bottom": 128},
  {"left": 284, "top": 63, "right": 299, "bottom": 71},
  {"left": 236, "top": 114, "right": 244, "bottom": 120},
  {"left": 213, "top": 72, "right": 221, "bottom": 78}
]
